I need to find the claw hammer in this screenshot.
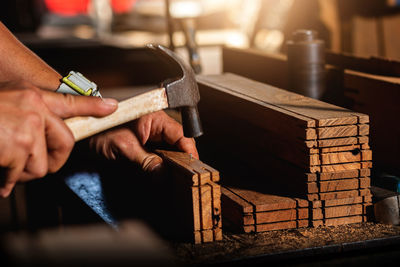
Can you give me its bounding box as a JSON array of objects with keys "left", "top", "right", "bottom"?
[{"left": 63, "top": 44, "right": 203, "bottom": 141}]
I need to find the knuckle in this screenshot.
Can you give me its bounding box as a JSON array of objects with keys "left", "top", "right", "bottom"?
[
  {"left": 25, "top": 111, "right": 43, "bottom": 128},
  {"left": 21, "top": 89, "right": 44, "bottom": 107},
  {"left": 64, "top": 134, "right": 75, "bottom": 151},
  {"left": 14, "top": 130, "right": 34, "bottom": 149},
  {"left": 32, "top": 164, "right": 48, "bottom": 178}
]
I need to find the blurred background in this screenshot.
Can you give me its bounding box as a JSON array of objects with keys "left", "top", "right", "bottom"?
[{"left": 2, "top": 0, "right": 400, "bottom": 74}]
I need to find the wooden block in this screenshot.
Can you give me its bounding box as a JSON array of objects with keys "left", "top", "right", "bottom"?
[
  {"left": 244, "top": 225, "right": 256, "bottom": 233},
  {"left": 201, "top": 229, "right": 214, "bottom": 243},
  {"left": 243, "top": 213, "right": 255, "bottom": 225},
  {"left": 194, "top": 231, "right": 202, "bottom": 244},
  {"left": 312, "top": 204, "right": 363, "bottom": 220},
  {"left": 158, "top": 150, "right": 222, "bottom": 244},
  {"left": 297, "top": 219, "right": 309, "bottom": 228},
  {"left": 213, "top": 228, "right": 223, "bottom": 241},
  {"left": 157, "top": 150, "right": 220, "bottom": 186},
  {"left": 359, "top": 177, "right": 370, "bottom": 188},
  {"left": 363, "top": 195, "right": 372, "bottom": 203},
  {"left": 194, "top": 230, "right": 216, "bottom": 244}
]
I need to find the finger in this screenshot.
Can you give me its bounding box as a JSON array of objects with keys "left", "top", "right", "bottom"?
[
  {"left": 44, "top": 112, "right": 75, "bottom": 173},
  {"left": 134, "top": 117, "right": 152, "bottom": 146},
  {"left": 21, "top": 124, "right": 48, "bottom": 181},
  {"left": 156, "top": 116, "right": 199, "bottom": 158},
  {"left": 110, "top": 128, "right": 163, "bottom": 173},
  {"left": 0, "top": 150, "right": 28, "bottom": 198},
  {"left": 39, "top": 90, "right": 118, "bottom": 119},
  {"left": 175, "top": 137, "right": 199, "bottom": 159}
]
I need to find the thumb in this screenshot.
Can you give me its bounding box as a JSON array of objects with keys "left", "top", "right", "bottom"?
[{"left": 39, "top": 90, "right": 118, "bottom": 119}]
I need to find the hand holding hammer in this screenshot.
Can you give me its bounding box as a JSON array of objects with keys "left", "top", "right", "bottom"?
[{"left": 64, "top": 44, "right": 203, "bottom": 141}]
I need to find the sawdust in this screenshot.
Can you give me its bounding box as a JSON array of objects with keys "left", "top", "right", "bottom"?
[{"left": 171, "top": 223, "right": 400, "bottom": 265}]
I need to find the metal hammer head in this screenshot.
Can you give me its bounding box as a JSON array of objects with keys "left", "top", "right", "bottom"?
[{"left": 147, "top": 44, "right": 203, "bottom": 138}]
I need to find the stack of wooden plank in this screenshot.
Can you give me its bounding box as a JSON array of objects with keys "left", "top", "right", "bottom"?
[
  {"left": 157, "top": 150, "right": 222, "bottom": 244},
  {"left": 221, "top": 186, "right": 308, "bottom": 233},
  {"left": 222, "top": 46, "right": 400, "bottom": 175},
  {"left": 196, "top": 73, "right": 373, "bottom": 231}
]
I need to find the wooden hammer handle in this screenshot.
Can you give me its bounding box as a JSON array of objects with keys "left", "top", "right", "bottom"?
[{"left": 64, "top": 87, "right": 168, "bottom": 142}]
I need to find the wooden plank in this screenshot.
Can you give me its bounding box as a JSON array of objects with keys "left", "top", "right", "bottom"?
[
  {"left": 309, "top": 144, "right": 369, "bottom": 154},
  {"left": 212, "top": 183, "right": 222, "bottom": 229},
  {"left": 222, "top": 47, "right": 370, "bottom": 125},
  {"left": 192, "top": 187, "right": 201, "bottom": 231},
  {"left": 316, "top": 124, "right": 369, "bottom": 140},
  {"left": 307, "top": 189, "right": 371, "bottom": 201},
  {"left": 200, "top": 184, "right": 213, "bottom": 230},
  {"left": 309, "top": 150, "right": 372, "bottom": 166},
  {"left": 203, "top": 73, "right": 368, "bottom": 127},
  {"left": 199, "top": 73, "right": 368, "bottom": 127},
  {"left": 227, "top": 187, "right": 297, "bottom": 212},
  {"left": 221, "top": 187, "right": 253, "bottom": 214},
  {"left": 306, "top": 136, "right": 368, "bottom": 148},
  {"left": 158, "top": 150, "right": 222, "bottom": 244},
  {"left": 306, "top": 168, "right": 371, "bottom": 181},
  {"left": 311, "top": 215, "right": 364, "bottom": 227},
  {"left": 198, "top": 78, "right": 316, "bottom": 141},
  {"left": 307, "top": 177, "right": 370, "bottom": 193},
  {"left": 308, "top": 179, "right": 355, "bottom": 193},
  {"left": 312, "top": 204, "right": 363, "bottom": 220},
  {"left": 255, "top": 209, "right": 300, "bottom": 224},
  {"left": 311, "top": 196, "right": 364, "bottom": 209},
  {"left": 310, "top": 161, "right": 372, "bottom": 173},
  {"left": 255, "top": 221, "right": 297, "bottom": 232}
]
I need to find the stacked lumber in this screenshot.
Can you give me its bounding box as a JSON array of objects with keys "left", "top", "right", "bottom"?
[
  {"left": 156, "top": 150, "right": 222, "bottom": 244},
  {"left": 221, "top": 186, "right": 308, "bottom": 233},
  {"left": 196, "top": 73, "right": 372, "bottom": 230},
  {"left": 223, "top": 46, "right": 400, "bottom": 174}
]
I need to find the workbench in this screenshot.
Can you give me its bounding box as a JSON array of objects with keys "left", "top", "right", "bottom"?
[{"left": 2, "top": 39, "right": 400, "bottom": 266}]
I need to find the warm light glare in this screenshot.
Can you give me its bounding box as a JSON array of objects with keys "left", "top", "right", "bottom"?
[
  {"left": 226, "top": 32, "right": 248, "bottom": 48},
  {"left": 170, "top": 1, "right": 203, "bottom": 18}
]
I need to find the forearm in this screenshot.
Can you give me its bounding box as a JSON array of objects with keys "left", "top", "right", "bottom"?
[{"left": 0, "top": 22, "right": 61, "bottom": 91}]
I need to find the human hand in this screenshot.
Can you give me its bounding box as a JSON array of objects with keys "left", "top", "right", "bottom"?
[
  {"left": 0, "top": 81, "right": 118, "bottom": 197},
  {"left": 89, "top": 110, "right": 198, "bottom": 172}
]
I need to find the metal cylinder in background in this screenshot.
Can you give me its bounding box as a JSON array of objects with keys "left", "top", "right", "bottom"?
[{"left": 287, "top": 29, "right": 326, "bottom": 100}]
